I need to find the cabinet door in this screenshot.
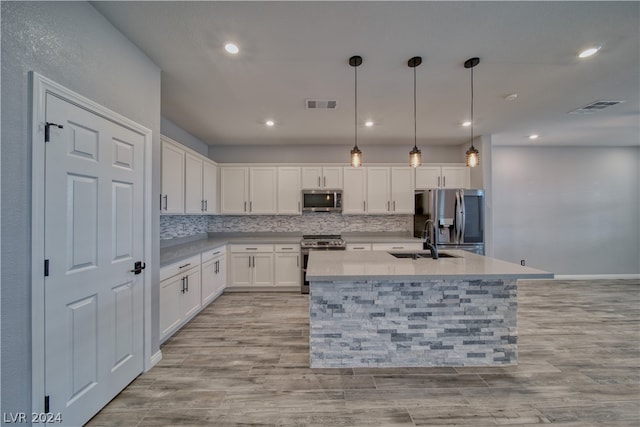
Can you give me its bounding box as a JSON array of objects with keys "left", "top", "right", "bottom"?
[
  {"left": 161, "top": 140, "right": 185, "bottom": 214},
  {"left": 415, "top": 166, "right": 441, "bottom": 189},
  {"left": 249, "top": 167, "right": 277, "bottom": 214},
  {"left": 252, "top": 253, "right": 275, "bottom": 287},
  {"left": 201, "top": 259, "right": 217, "bottom": 305},
  {"left": 367, "top": 167, "right": 391, "bottom": 213},
  {"left": 159, "top": 275, "right": 183, "bottom": 339},
  {"left": 185, "top": 152, "right": 204, "bottom": 214},
  {"left": 215, "top": 255, "right": 227, "bottom": 294},
  {"left": 202, "top": 161, "right": 218, "bottom": 214},
  {"left": 322, "top": 167, "right": 343, "bottom": 189},
  {"left": 301, "top": 167, "right": 322, "bottom": 189},
  {"left": 229, "top": 253, "right": 252, "bottom": 286},
  {"left": 181, "top": 267, "right": 202, "bottom": 319},
  {"left": 275, "top": 252, "right": 300, "bottom": 286},
  {"left": 391, "top": 167, "right": 414, "bottom": 213},
  {"left": 220, "top": 167, "right": 248, "bottom": 214},
  {"left": 441, "top": 166, "right": 470, "bottom": 189},
  {"left": 342, "top": 167, "right": 367, "bottom": 214},
  {"left": 277, "top": 167, "right": 301, "bottom": 214}
]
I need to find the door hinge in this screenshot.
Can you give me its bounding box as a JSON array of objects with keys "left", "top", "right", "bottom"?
[
  {"left": 44, "top": 259, "right": 50, "bottom": 277},
  {"left": 44, "top": 395, "right": 50, "bottom": 413},
  {"left": 44, "top": 122, "right": 63, "bottom": 143}
]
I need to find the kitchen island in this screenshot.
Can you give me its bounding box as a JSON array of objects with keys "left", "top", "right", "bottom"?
[{"left": 306, "top": 250, "right": 553, "bottom": 368}]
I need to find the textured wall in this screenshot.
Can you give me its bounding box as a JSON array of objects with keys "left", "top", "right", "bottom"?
[
  {"left": 1, "top": 1, "right": 161, "bottom": 415},
  {"left": 492, "top": 146, "right": 640, "bottom": 275},
  {"left": 310, "top": 279, "right": 518, "bottom": 368}
]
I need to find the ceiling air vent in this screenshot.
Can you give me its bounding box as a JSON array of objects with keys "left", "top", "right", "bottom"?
[
  {"left": 306, "top": 99, "right": 337, "bottom": 109},
  {"left": 569, "top": 100, "right": 624, "bottom": 114}
]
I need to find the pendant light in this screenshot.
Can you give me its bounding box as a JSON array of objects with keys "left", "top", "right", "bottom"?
[
  {"left": 408, "top": 56, "right": 422, "bottom": 168},
  {"left": 349, "top": 55, "right": 363, "bottom": 167},
  {"left": 464, "top": 57, "right": 480, "bottom": 167}
]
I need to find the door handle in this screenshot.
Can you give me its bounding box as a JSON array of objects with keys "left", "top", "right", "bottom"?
[
  {"left": 163, "top": 195, "right": 168, "bottom": 210},
  {"left": 181, "top": 277, "right": 186, "bottom": 293},
  {"left": 437, "top": 176, "right": 441, "bottom": 187},
  {"left": 443, "top": 176, "right": 446, "bottom": 188},
  {"left": 393, "top": 201, "right": 396, "bottom": 211},
  {"left": 323, "top": 176, "right": 326, "bottom": 187},
  {"left": 205, "top": 200, "right": 208, "bottom": 212},
  {"left": 185, "top": 275, "right": 189, "bottom": 292},
  {"left": 129, "top": 261, "right": 146, "bottom": 275}
]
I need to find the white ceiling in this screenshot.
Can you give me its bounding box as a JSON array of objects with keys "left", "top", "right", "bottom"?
[{"left": 93, "top": 1, "right": 639, "bottom": 147}]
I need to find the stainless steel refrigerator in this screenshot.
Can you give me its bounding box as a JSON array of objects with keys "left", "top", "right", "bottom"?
[{"left": 414, "top": 189, "right": 485, "bottom": 255}]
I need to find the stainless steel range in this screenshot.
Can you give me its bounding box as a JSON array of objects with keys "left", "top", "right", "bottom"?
[{"left": 300, "top": 234, "right": 346, "bottom": 294}]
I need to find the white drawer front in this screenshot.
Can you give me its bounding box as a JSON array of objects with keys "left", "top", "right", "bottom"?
[
  {"left": 202, "top": 246, "right": 226, "bottom": 263},
  {"left": 275, "top": 244, "right": 300, "bottom": 253},
  {"left": 347, "top": 244, "right": 372, "bottom": 251},
  {"left": 229, "top": 244, "right": 274, "bottom": 253},
  {"left": 160, "top": 254, "right": 201, "bottom": 281}
]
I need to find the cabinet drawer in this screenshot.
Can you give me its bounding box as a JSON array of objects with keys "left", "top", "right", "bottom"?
[
  {"left": 160, "top": 254, "right": 201, "bottom": 281},
  {"left": 230, "top": 244, "right": 274, "bottom": 253},
  {"left": 372, "top": 243, "right": 423, "bottom": 251},
  {"left": 201, "top": 246, "right": 226, "bottom": 263},
  {"left": 275, "top": 244, "right": 300, "bottom": 253},
  {"left": 347, "top": 243, "right": 372, "bottom": 251}
]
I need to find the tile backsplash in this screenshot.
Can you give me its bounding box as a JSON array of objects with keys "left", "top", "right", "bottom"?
[{"left": 160, "top": 214, "right": 413, "bottom": 240}]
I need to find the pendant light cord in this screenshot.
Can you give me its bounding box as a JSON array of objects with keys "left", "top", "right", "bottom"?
[
  {"left": 470, "top": 65, "right": 474, "bottom": 149},
  {"left": 413, "top": 64, "right": 417, "bottom": 150},
  {"left": 354, "top": 64, "right": 358, "bottom": 149}
]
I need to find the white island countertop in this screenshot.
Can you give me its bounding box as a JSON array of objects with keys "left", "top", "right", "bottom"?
[{"left": 306, "top": 250, "right": 553, "bottom": 281}]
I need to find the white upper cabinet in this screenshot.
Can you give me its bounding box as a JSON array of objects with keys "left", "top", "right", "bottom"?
[
  {"left": 277, "top": 167, "right": 301, "bottom": 214},
  {"left": 301, "top": 166, "right": 343, "bottom": 189},
  {"left": 249, "top": 167, "right": 277, "bottom": 214},
  {"left": 184, "top": 152, "right": 204, "bottom": 214},
  {"left": 390, "top": 167, "right": 415, "bottom": 213},
  {"left": 202, "top": 160, "right": 218, "bottom": 214},
  {"left": 161, "top": 136, "right": 218, "bottom": 215},
  {"left": 161, "top": 138, "right": 185, "bottom": 214},
  {"left": 220, "top": 166, "right": 277, "bottom": 214},
  {"left": 342, "top": 167, "right": 367, "bottom": 214},
  {"left": 366, "top": 167, "right": 391, "bottom": 214},
  {"left": 415, "top": 165, "right": 470, "bottom": 189}
]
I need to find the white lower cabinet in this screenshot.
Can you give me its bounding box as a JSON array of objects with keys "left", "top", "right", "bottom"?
[
  {"left": 201, "top": 247, "right": 226, "bottom": 305},
  {"left": 229, "top": 245, "right": 274, "bottom": 288},
  {"left": 274, "top": 244, "right": 301, "bottom": 287},
  {"left": 159, "top": 254, "right": 202, "bottom": 342}
]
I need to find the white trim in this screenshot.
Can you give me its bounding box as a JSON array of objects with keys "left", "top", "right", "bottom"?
[
  {"left": 30, "top": 72, "right": 154, "bottom": 418},
  {"left": 150, "top": 350, "right": 163, "bottom": 368},
  {"left": 554, "top": 274, "right": 640, "bottom": 281}
]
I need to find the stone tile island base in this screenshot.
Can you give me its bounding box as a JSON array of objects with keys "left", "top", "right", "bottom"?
[{"left": 309, "top": 279, "right": 517, "bottom": 368}]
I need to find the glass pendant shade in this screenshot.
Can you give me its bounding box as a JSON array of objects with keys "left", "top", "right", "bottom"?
[
  {"left": 465, "top": 145, "right": 479, "bottom": 167},
  {"left": 351, "top": 146, "right": 362, "bottom": 168},
  {"left": 409, "top": 146, "right": 422, "bottom": 168}
]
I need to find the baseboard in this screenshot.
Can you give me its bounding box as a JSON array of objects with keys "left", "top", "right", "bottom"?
[
  {"left": 553, "top": 274, "right": 640, "bottom": 280},
  {"left": 147, "top": 349, "right": 163, "bottom": 372},
  {"left": 224, "top": 286, "right": 300, "bottom": 292}
]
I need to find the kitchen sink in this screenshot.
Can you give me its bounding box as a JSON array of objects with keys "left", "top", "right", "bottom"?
[{"left": 389, "top": 252, "right": 460, "bottom": 259}]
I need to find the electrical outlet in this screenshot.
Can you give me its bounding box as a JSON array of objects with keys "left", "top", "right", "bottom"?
[{"left": 520, "top": 259, "right": 525, "bottom": 266}]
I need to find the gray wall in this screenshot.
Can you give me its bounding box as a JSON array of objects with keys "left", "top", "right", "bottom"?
[
  {"left": 209, "top": 143, "right": 466, "bottom": 164},
  {"left": 1, "top": 1, "right": 161, "bottom": 416},
  {"left": 161, "top": 116, "right": 209, "bottom": 157},
  {"left": 492, "top": 146, "right": 640, "bottom": 275}
]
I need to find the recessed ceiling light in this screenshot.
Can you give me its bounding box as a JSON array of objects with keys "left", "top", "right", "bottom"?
[
  {"left": 578, "top": 46, "right": 600, "bottom": 58},
  {"left": 462, "top": 121, "right": 472, "bottom": 127},
  {"left": 265, "top": 120, "right": 275, "bottom": 127},
  {"left": 504, "top": 93, "right": 518, "bottom": 101},
  {"left": 365, "top": 120, "right": 374, "bottom": 127},
  {"left": 224, "top": 43, "right": 239, "bottom": 54},
  {"left": 529, "top": 134, "right": 539, "bottom": 140}
]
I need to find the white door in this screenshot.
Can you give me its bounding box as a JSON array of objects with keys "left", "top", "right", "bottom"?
[
  {"left": 367, "top": 167, "right": 391, "bottom": 213},
  {"left": 202, "top": 161, "right": 218, "bottom": 213},
  {"left": 322, "top": 167, "right": 343, "bottom": 189},
  {"left": 275, "top": 253, "right": 301, "bottom": 286},
  {"left": 44, "top": 93, "right": 144, "bottom": 425},
  {"left": 301, "top": 167, "right": 322, "bottom": 189},
  {"left": 252, "top": 253, "right": 275, "bottom": 286},
  {"left": 220, "top": 167, "right": 248, "bottom": 214},
  {"left": 161, "top": 139, "right": 185, "bottom": 213},
  {"left": 184, "top": 152, "right": 204, "bottom": 214},
  {"left": 277, "top": 167, "right": 301, "bottom": 214},
  {"left": 342, "top": 167, "right": 366, "bottom": 214},
  {"left": 249, "top": 167, "right": 277, "bottom": 214},
  {"left": 390, "top": 167, "right": 415, "bottom": 213}
]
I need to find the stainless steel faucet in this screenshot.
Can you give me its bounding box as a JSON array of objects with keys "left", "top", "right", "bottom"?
[{"left": 422, "top": 219, "right": 439, "bottom": 259}]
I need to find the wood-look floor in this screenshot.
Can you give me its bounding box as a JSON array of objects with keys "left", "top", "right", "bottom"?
[{"left": 87, "top": 279, "right": 640, "bottom": 426}]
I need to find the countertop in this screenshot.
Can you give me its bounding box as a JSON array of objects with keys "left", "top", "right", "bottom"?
[
  {"left": 160, "top": 232, "right": 423, "bottom": 267},
  {"left": 306, "top": 249, "right": 553, "bottom": 281}
]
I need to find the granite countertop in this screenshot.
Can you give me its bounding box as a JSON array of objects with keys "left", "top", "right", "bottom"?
[
  {"left": 341, "top": 232, "right": 422, "bottom": 244},
  {"left": 306, "top": 249, "right": 553, "bottom": 281},
  {"left": 160, "top": 232, "right": 302, "bottom": 267}
]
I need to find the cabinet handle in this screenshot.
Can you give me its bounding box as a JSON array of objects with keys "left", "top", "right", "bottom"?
[
  {"left": 443, "top": 176, "right": 446, "bottom": 187},
  {"left": 246, "top": 247, "right": 258, "bottom": 250},
  {"left": 353, "top": 247, "right": 365, "bottom": 250},
  {"left": 281, "top": 247, "right": 293, "bottom": 250},
  {"left": 179, "top": 263, "right": 191, "bottom": 269},
  {"left": 244, "top": 201, "right": 247, "bottom": 212},
  {"left": 318, "top": 176, "right": 321, "bottom": 187},
  {"left": 163, "top": 195, "right": 168, "bottom": 211},
  {"left": 392, "top": 246, "right": 404, "bottom": 249},
  {"left": 393, "top": 201, "right": 396, "bottom": 211},
  {"left": 205, "top": 200, "right": 208, "bottom": 212},
  {"left": 181, "top": 277, "right": 186, "bottom": 293},
  {"left": 213, "top": 251, "right": 221, "bottom": 255},
  {"left": 185, "top": 275, "right": 189, "bottom": 292},
  {"left": 251, "top": 256, "right": 254, "bottom": 268},
  {"left": 298, "top": 201, "right": 300, "bottom": 212},
  {"left": 250, "top": 201, "right": 252, "bottom": 212},
  {"left": 438, "top": 176, "right": 441, "bottom": 187},
  {"left": 323, "top": 176, "right": 326, "bottom": 187},
  {"left": 363, "top": 200, "right": 366, "bottom": 211},
  {"left": 297, "top": 256, "right": 299, "bottom": 267},
  {"left": 387, "top": 201, "right": 390, "bottom": 211},
  {"left": 159, "top": 194, "right": 163, "bottom": 210}
]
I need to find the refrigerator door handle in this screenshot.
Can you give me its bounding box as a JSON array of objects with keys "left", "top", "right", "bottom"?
[
  {"left": 454, "top": 191, "right": 462, "bottom": 244},
  {"left": 459, "top": 190, "right": 466, "bottom": 244}
]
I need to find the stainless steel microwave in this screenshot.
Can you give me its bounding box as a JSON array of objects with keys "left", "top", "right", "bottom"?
[{"left": 302, "top": 190, "right": 342, "bottom": 212}]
